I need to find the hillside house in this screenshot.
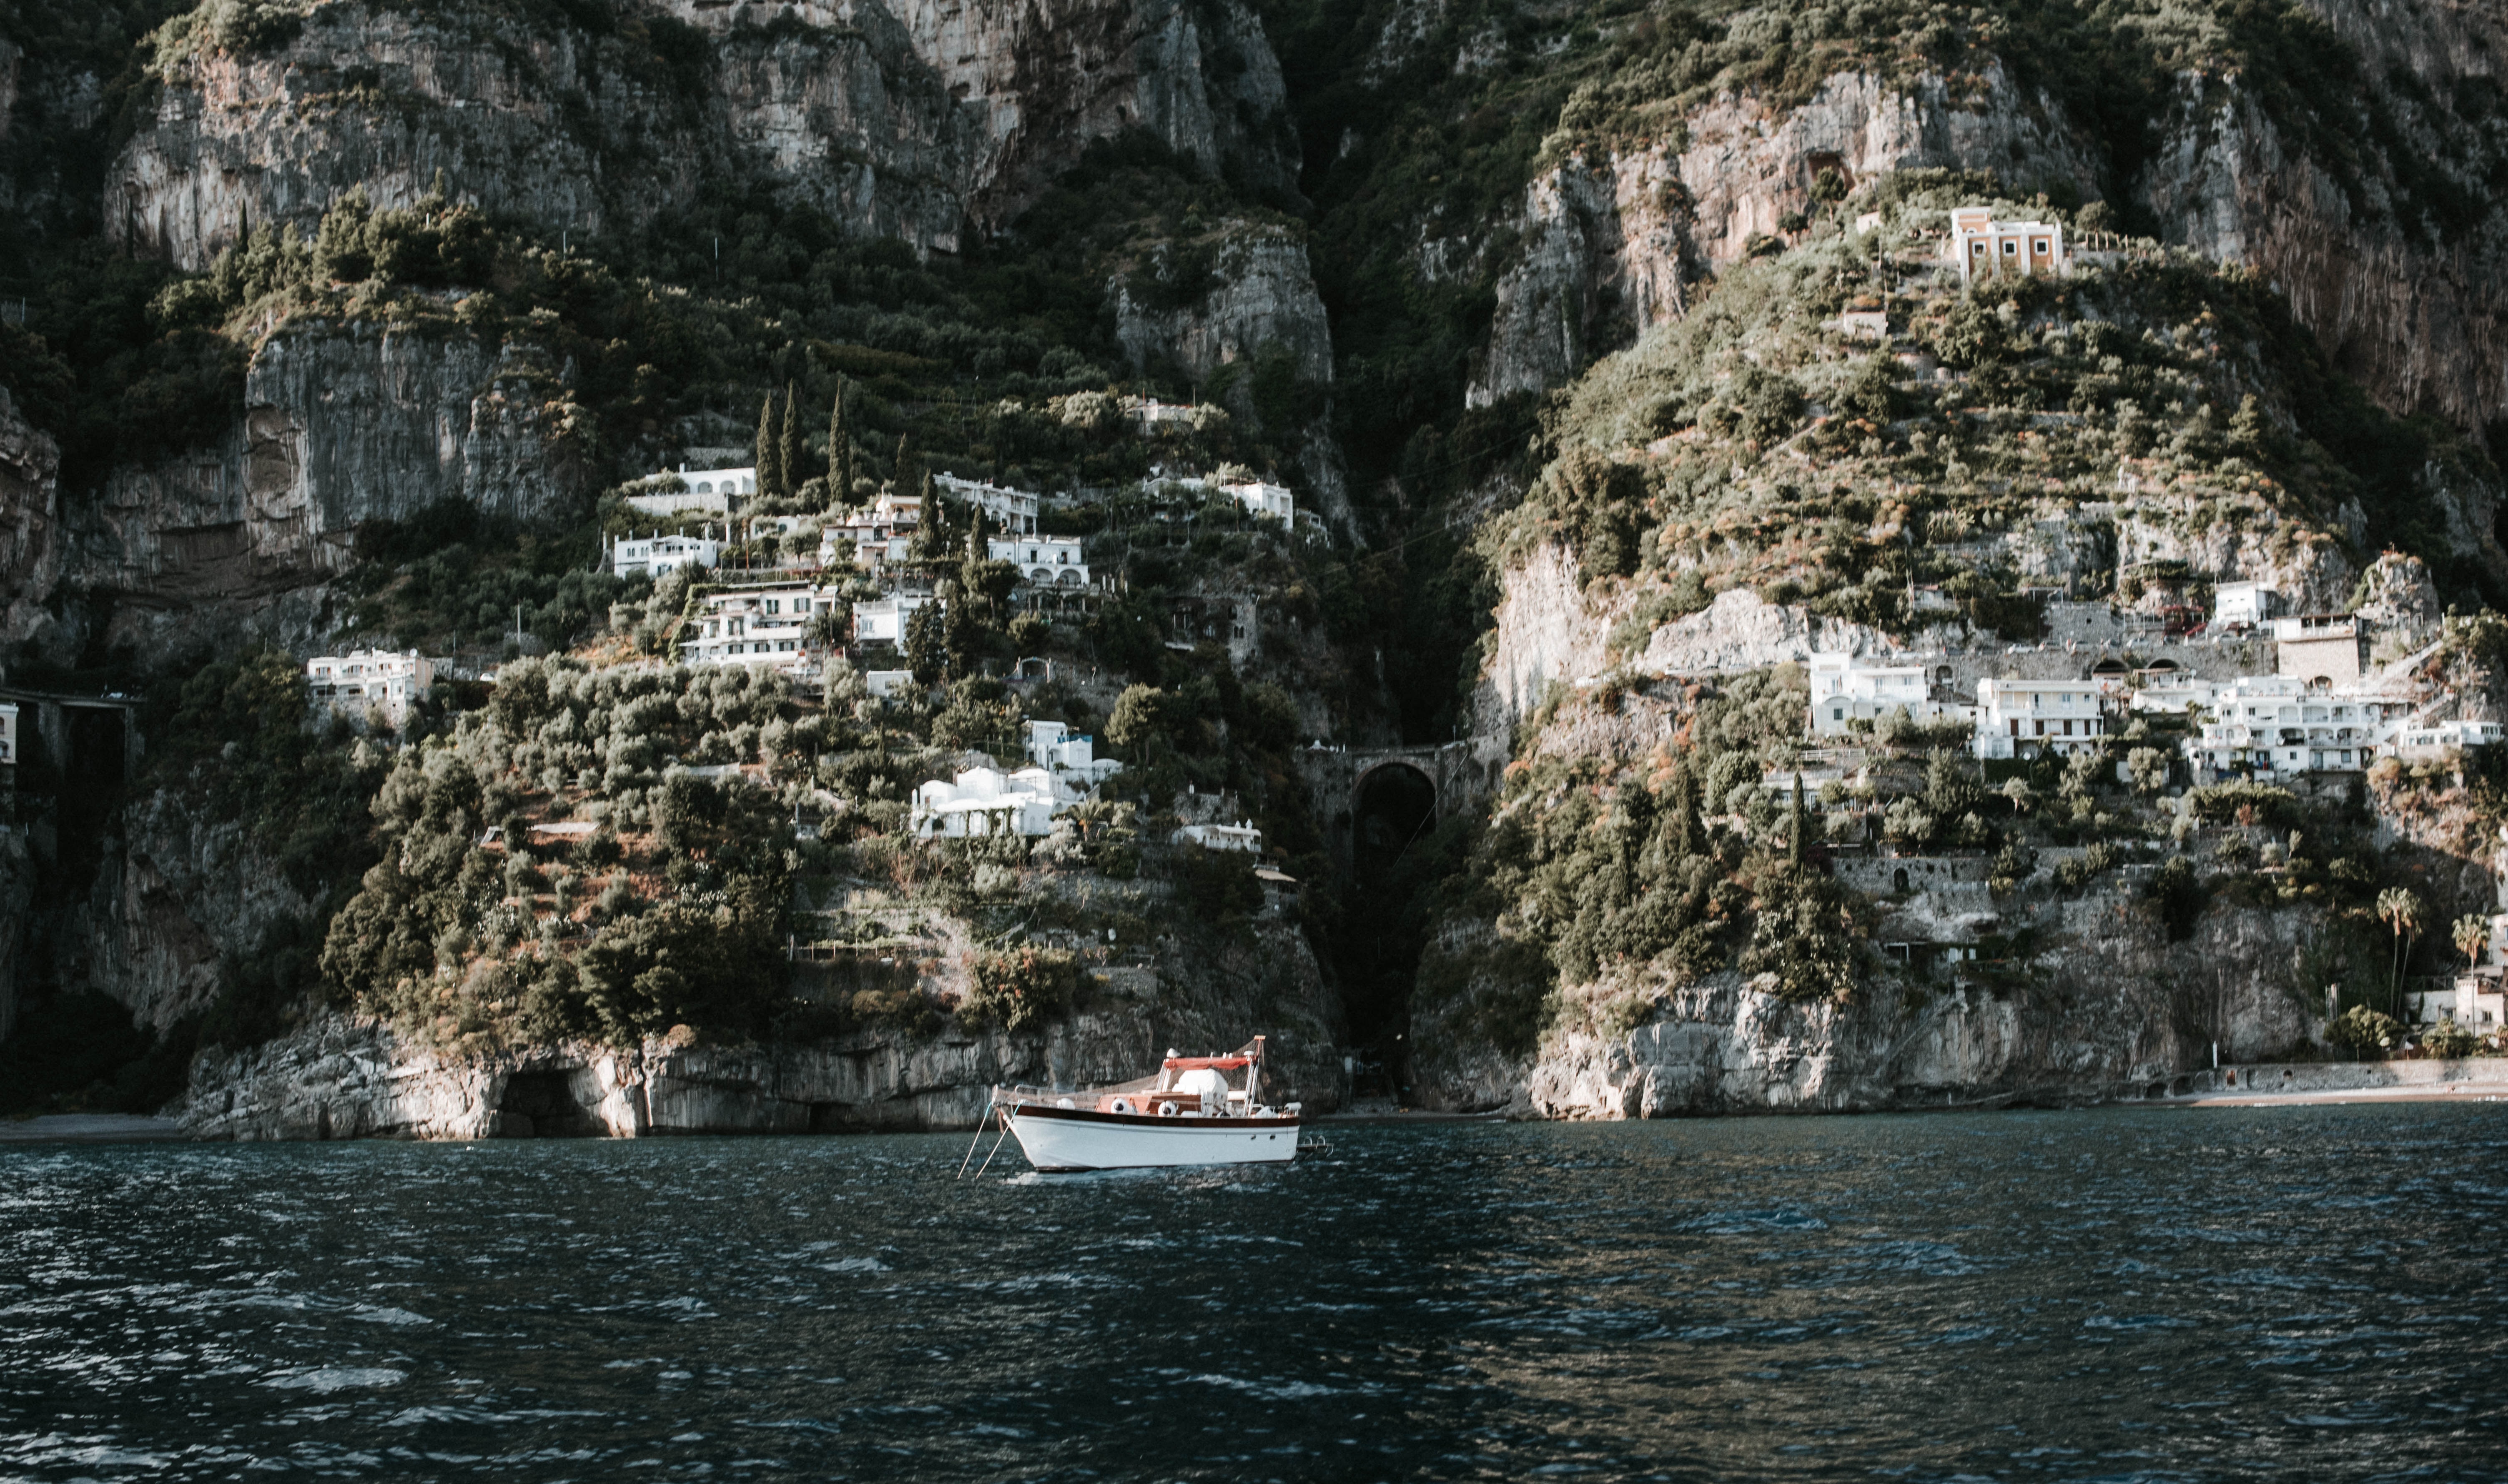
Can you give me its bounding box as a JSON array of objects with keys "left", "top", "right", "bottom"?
[
  {"left": 307, "top": 650, "right": 434, "bottom": 726},
  {"left": 1219, "top": 479, "right": 1294, "bottom": 523},
  {"left": 1972, "top": 679, "right": 2112, "bottom": 759},
  {"left": 1166, "top": 594, "right": 1261, "bottom": 665},
  {"left": 1807, "top": 654, "right": 1968, "bottom": 735},
  {"left": 626, "top": 465, "right": 756, "bottom": 516},
  {"left": 2389, "top": 720, "right": 2506, "bottom": 761},
  {"left": 2273, "top": 614, "right": 2370, "bottom": 685},
  {"left": 1946, "top": 207, "right": 2068, "bottom": 285},
  {"left": 988, "top": 536, "right": 1089, "bottom": 588},
  {"left": 1174, "top": 821, "right": 1262, "bottom": 852},
  {"left": 609, "top": 533, "right": 722, "bottom": 578},
  {"left": 2213, "top": 581, "right": 2277, "bottom": 628},
  {"left": 0, "top": 701, "right": 15, "bottom": 765},
  {"left": 851, "top": 595, "right": 933, "bottom": 647},
  {"left": 934, "top": 473, "right": 1039, "bottom": 534},
  {"left": 911, "top": 765, "right": 1067, "bottom": 838},
  {"left": 2181, "top": 675, "right": 2389, "bottom": 777},
  {"left": 682, "top": 582, "right": 843, "bottom": 672},
  {"left": 1024, "top": 720, "right": 1124, "bottom": 788}
]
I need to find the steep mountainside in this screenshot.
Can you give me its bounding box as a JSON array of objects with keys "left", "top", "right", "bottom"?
[
  {"left": 110, "top": 0, "right": 1299, "bottom": 266},
  {"left": 5, "top": 0, "right": 2508, "bottom": 1131}
]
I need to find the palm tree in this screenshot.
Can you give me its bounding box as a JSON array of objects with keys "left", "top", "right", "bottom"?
[
  {"left": 2377, "top": 887, "right": 2425, "bottom": 1014},
  {"left": 2454, "top": 913, "right": 2489, "bottom": 974}
]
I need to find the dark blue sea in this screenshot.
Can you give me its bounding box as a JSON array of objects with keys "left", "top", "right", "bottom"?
[{"left": 6, "top": 1105, "right": 2507, "bottom": 1481}]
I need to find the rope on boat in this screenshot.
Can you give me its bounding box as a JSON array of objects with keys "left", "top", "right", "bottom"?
[
  {"left": 955, "top": 1098, "right": 993, "bottom": 1179},
  {"left": 971, "top": 1105, "right": 1013, "bottom": 1180}
]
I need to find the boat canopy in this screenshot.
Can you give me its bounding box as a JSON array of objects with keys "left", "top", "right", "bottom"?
[{"left": 991, "top": 1037, "right": 1273, "bottom": 1113}]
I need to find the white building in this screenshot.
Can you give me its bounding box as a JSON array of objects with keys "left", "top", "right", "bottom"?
[
  {"left": 681, "top": 581, "right": 843, "bottom": 671},
  {"left": 832, "top": 530, "right": 915, "bottom": 571},
  {"left": 1946, "top": 207, "right": 2068, "bottom": 285},
  {"left": 624, "top": 465, "right": 757, "bottom": 517},
  {"left": 2127, "top": 674, "right": 2220, "bottom": 715},
  {"left": 910, "top": 766, "right": 1069, "bottom": 838},
  {"left": 851, "top": 595, "right": 934, "bottom": 647},
  {"left": 2389, "top": 720, "right": 2506, "bottom": 761},
  {"left": 864, "top": 669, "right": 916, "bottom": 699},
  {"left": 2213, "top": 581, "right": 2276, "bottom": 628},
  {"left": 0, "top": 701, "right": 15, "bottom": 765},
  {"left": 988, "top": 536, "right": 1089, "bottom": 589},
  {"left": 307, "top": 649, "right": 434, "bottom": 726},
  {"left": 1174, "top": 821, "right": 1262, "bottom": 852},
  {"left": 609, "top": 533, "right": 722, "bottom": 578},
  {"left": 1218, "top": 479, "right": 1294, "bottom": 524},
  {"left": 1806, "top": 654, "right": 1966, "bottom": 735},
  {"left": 933, "top": 473, "right": 1038, "bottom": 534},
  {"left": 1972, "top": 679, "right": 2112, "bottom": 759},
  {"left": 1024, "top": 720, "right": 1124, "bottom": 789},
  {"left": 2182, "top": 675, "right": 2388, "bottom": 777}
]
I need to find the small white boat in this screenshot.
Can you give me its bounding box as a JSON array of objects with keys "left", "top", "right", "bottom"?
[{"left": 973, "top": 1038, "right": 1303, "bottom": 1173}]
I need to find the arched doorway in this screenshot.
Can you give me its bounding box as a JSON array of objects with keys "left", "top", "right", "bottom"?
[{"left": 1339, "top": 763, "right": 1437, "bottom": 1100}]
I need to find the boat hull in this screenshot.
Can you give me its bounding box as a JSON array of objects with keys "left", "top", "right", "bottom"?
[{"left": 1003, "top": 1105, "right": 1302, "bottom": 1171}]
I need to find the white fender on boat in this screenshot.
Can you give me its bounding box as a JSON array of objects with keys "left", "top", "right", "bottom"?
[
  {"left": 1110, "top": 1098, "right": 1135, "bottom": 1114},
  {"left": 1157, "top": 1101, "right": 1179, "bottom": 1117}
]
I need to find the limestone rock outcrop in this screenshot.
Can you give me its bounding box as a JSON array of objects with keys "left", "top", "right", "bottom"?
[
  {"left": 0, "top": 388, "right": 64, "bottom": 661},
  {"left": 109, "top": 0, "right": 1299, "bottom": 269},
  {"left": 83, "top": 790, "right": 319, "bottom": 1035},
  {"left": 2138, "top": 0, "right": 2508, "bottom": 436},
  {"left": 1470, "top": 66, "right": 2101, "bottom": 407},
  {"left": 1418, "top": 896, "right": 2326, "bottom": 1117},
  {"left": 179, "top": 1005, "right": 1339, "bottom": 1140},
  {"left": 173, "top": 907, "right": 1348, "bottom": 1140},
  {"left": 23, "top": 321, "right": 578, "bottom": 664},
  {"left": 1113, "top": 224, "right": 1334, "bottom": 391}
]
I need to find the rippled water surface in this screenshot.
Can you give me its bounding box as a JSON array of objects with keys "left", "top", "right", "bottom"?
[{"left": 8, "top": 1105, "right": 2508, "bottom": 1481}]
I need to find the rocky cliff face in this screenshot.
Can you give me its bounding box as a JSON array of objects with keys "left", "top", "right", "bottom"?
[
  {"left": 2155, "top": 0, "right": 2508, "bottom": 431},
  {"left": 78, "top": 790, "right": 317, "bottom": 1035},
  {"left": 5, "top": 321, "right": 577, "bottom": 667},
  {"left": 110, "top": 0, "right": 1297, "bottom": 269},
  {"left": 1113, "top": 224, "right": 1334, "bottom": 389},
  {"left": 1474, "top": 545, "right": 1902, "bottom": 728},
  {"left": 1469, "top": 13, "right": 2508, "bottom": 443},
  {"left": 1418, "top": 891, "right": 2325, "bottom": 1118},
  {"left": 0, "top": 388, "right": 63, "bottom": 660},
  {"left": 178, "top": 910, "right": 1349, "bottom": 1140},
  {"left": 1472, "top": 66, "right": 2102, "bottom": 406}
]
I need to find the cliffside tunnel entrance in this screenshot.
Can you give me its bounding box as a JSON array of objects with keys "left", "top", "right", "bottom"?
[
  {"left": 493, "top": 1070, "right": 605, "bottom": 1137},
  {"left": 1339, "top": 762, "right": 1438, "bottom": 1099}
]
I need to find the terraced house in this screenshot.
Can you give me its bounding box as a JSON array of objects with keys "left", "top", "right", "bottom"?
[{"left": 680, "top": 582, "right": 843, "bottom": 674}]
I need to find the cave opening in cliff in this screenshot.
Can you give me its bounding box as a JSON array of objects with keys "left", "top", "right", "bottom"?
[
  {"left": 54, "top": 704, "right": 131, "bottom": 886},
  {"left": 1336, "top": 762, "right": 1439, "bottom": 1100},
  {"left": 494, "top": 1070, "right": 604, "bottom": 1138}
]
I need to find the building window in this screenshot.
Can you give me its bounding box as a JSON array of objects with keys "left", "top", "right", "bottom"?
[{"left": 2002, "top": 240, "right": 2017, "bottom": 255}]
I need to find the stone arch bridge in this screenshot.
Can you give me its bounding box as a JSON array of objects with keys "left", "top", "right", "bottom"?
[{"left": 1291, "top": 739, "right": 1505, "bottom": 880}]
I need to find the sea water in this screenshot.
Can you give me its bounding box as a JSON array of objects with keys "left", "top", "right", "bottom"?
[{"left": 5, "top": 1104, "right": 2506, "bottom": 1481}]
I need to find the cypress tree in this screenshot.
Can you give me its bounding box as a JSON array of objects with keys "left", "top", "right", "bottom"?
[
  {"left": 1666, "top": 758, "right": 1702, "bottom": 857},
  {"left": 778, "top": 381, "right": 800, "bottom": 500},
  {"left": 1788, "top": 772, "right": 1808, "bottom": 865},
  {"left": 754, "top": 393, "right": 779, "bottom": 499},
  {"left": 894, "top": 431, "right": 915, "bottom": 489},
  {"left": 825, "top": 378, "right": 848, "bottom": 505}
]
